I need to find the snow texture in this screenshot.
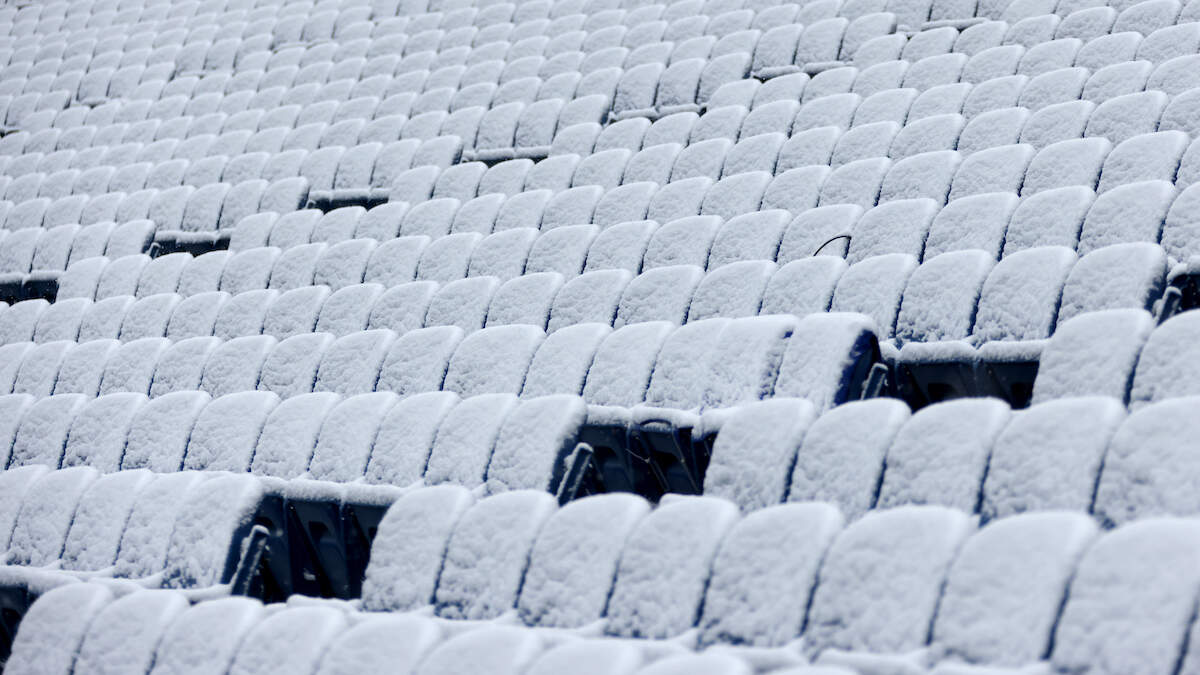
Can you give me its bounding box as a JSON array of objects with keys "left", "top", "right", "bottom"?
[
  {"left": 200, "top": 335, "right": 275, "bottom": 398},
  {"left": 845, "top": 199, "right": 939, "bottom": 265},
  {"left": 183, "top": 391, "right": 279, "bottom": 472},
  {"left": 877, "top": 398, "right": 1011, "bottom": 512},
  {"left": 308, "top": 391, "right": 398, "bottom": 482},
  {"left": 314, "top": 329, "right": 395, "bottom": 395},
  {"left": 522, "top": 323, "right": 611, "bottom": 398},
  {"left": 774, "top": 313, "right": 879, "bottom": 411},
  {"left": 830, "top": 254, "right": 916, "bottom": 337},
  {"left": 925, "top": 193, "right": 1019, "bottom": 260},
  {"left": 896, "top": 250, "right": 995, "bottom": 345},
  {"left": 548, "top": 269, "right": 633, "bottom": 331},
  {"left": 165, "top": 293, "right": 228, "bottom": 341},
  {"left": 314, "top": 284, "right": 384, "bottom": 337},
  {"left": 376, "top": 326, "right": 464, "bottom": 397},
  {"left": 162, "top": 473, "right": 264, "bottom": 589},
  {"left": 114, "top": 472, "right": 206, "bottom": 579},
  {"left": 972, "top": 246, "right": 1078, "bottom": 342},
  {"left": 688, "top": 261, "right": 775, "bottom": 321},
  {"left": 10, "top": 394, "right": 87, "bottom": 469},
  {"left": 1076, "top": 180, "right": 1176, "bottom": 256},
  {"left": 525, "top": 641, "right": 644, "bottom": 675},
  {"left": 699, "top": 502, "right": 844, "bottom": 648},
  {"left": 442, "top": 324, "right": 544, "bottom": 397},
  {"left": 1052, "top": 519, "right": 1200, "bottom": 675},
  {"left": 74, "top": 590, "right": 190, "bottom": 675},
  {"left": 424, "top": 393, "right": 519, "bottom": 487},
  {"left": 0, "top": 464, "right": 46, "bottom": 550},
  {"left": 62, "top": 393, "right": 147, "bottom": 473},
  {"left": 251, "top": 392, "right": 341, "bottom": 479},
  {"left": 150, "top": 597, "right": 265, "bottom": 675},
  {"left": 932, "top": 512, "right": 1098, "bottom": 667},
  {"left": 362, "top": 485, "right": 475, "bottom": 612},
  {"left": 8, "top": 466, "right": 99, "bottom": 567},
  {"left": 1032, "top": 308, "right": 1154, "bottom": 404},
  {"left": 315, "top": 616, "right": 442, "bottom": 675},
  {"left": 257, "top": 332, "right": 332, "bottom": 399},
  {"left": 60, "top": 469, "right": 153, "bottom": 572},
  {"left": 4, "top": 584, "right": 113, "bottom": 675},
  {"left": 414, "top": 626, "right": 543, "bottom": 675},
  {"left": 434, "top": 490, "right": 557, "bottom": 620},
  {"left": 605, "top": 496, "right": 740, "bottom": 639},
  {"left": 804, "top": 505, "right": 973, "bottom": 657},
  {"left": 643, "top": 318, "right": 729, "bottom": 411},
  {"left": 228, "top": 607, "right": 348, "bottom": 675},
  {"left": 366, "top": 391, "right": 460, "bottom": 487},
  {"left": 518, "top": 493, "right": 650, "bottom": 628},
  {"left": 616, "top": 265, "right": 704, "bottom": 327},
  {"left": 635, "top": 654, "right": 753, "bottom": 675},
  {"left": 982, "top": 396, "right": 1125, "bottom": 521}
]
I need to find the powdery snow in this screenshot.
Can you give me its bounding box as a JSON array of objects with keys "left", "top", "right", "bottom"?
[
  {"left": 517, "top": 493, "right": 650, "bottom": 628},
  {"left": 424, "top": 393, "right": 519, "bottom": 488},
  {"left": 361, "top": 485, "right": 475, "bottom": 612},
  {"left": 74, "top": 590, "right": 190, "bottom": 675},
  {"left": 251, "top": 392, "right": 341, "bottom": 479},
  {"left": 434, "top": 490, "right": 557, "bottom": 620},
  {"left": 366, "top": 391, "right": 460, "bottom": 486},
  {"left": 699, "top": 502, "right": 844, "bottom": 648},
  {"left": 228, "top": 607, "right": 348, "bottom": 675},
  {"left": 4, "top": 583, "right": 114, "bottom": 675},
  {"left": 704, "top": 398, "right": 815, "bottom": 511},
  {"left": 149, "top": 597, "right": 265, "bottom": 675},
  {"left": 485, "top": 394, "right": 588, "bottom": 494}
]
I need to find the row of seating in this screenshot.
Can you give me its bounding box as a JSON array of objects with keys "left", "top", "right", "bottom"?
[
  {"left": 0, "top": 311, "right": 878, "bottom": 411},
  {"left": 13, "top": 493, "right": 1199, "bottom": 675},
  {"left": 20, "top": 241, "right": 1167, "bottom": 353}
]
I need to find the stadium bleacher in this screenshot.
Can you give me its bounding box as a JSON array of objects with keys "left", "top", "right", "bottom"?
[{"left": 1, "top": 0, "right": 1200, "bottom": 671}]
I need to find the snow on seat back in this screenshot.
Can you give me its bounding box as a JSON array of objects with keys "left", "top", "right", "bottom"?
[
  {"left": 773, "top": 313, "right": 880, "bottom": 411},
  {"left": 788, "top": 398, "right": 911, "bottom": 520},
  {"left": 1131, "top": 311, "right": 1200, "bottom": 409},
  {"left": 521, "top": 324, "right": 612, "bottom": 398},
  {"left": 1076, "top": 180, "right": 1176, "bottom": 256},
  {"left": 704, "top": 398, "right": 816, "bottom": 511},
  {"left": 365, "top": 392, "right": 458, "bottom": 487},
  {"left": 1021, "top": 137, "right": 1111, "bottom": 195},
  {"left": 760, "top": 258, "right": 847, "bottom": 318},
  {"left": 971, "top": 246, "right": 1078, "bottom": 343},
  {"left": 705, "top": 315, "right": 800, "bottom": 410},
  {"left": 251, "top": 393, "right": 341, "bottom": 479},
  {"left": 707, "top": 210, "right": 792, "bottom": 269},
  {"left": 434, "top": 490, "right": 557, "bottom": 620},
  {"left": 122, "top": 392, "right": 211, "bottom": 472},
  {"left": 60, "top": 469, "right": 154, "bottom": 573},
  {"left": 10, "top": 393, "right": 88, "bottom": 468},
  {"left": 1096, "top": 130, "right": 1189, "bottom": 193},
  {"left": 148, "top": 597, "right": 265, "bottom": 675},
  {"left": 1051, "top": 518, "right": 1200, "bottom": 675},
  {"left": 183, "top": 391, "right": 279, "bottom": 473},
  {"left": 698, "top": 502, "right": 844, "bottom": 649},
  {"left": 1057, "top": 242, "right": 1166, "bottom": 326},
  {"left": 923, "top": 194, "right": 1020, "bottom": 261},
  {"left": 615, "top": 265, "right": 704, "bottom": 328},
  {"left": 313, "top": 329, "right": 396, "bottom": 395},
  {"left": 878, "top": 150, "right": 961, "bottom": 205},
  {"left": 61, "top": 392, "right": 147, "bottom": 472},
  {"left": 376, "top": 326, "right": 464, "bottom": 398},
  {"left": 257, "top": 332, "right": 333, "bottom": 399},
  {"left": 485, "top": 394, "right": 587, "bottom": 494},
  {"left": 982, "top": 397, "right": 1125, "bottom": 521},
  {"left": 877, "top": 398, "right": 1011, "bottom": 512},
  {"left": 315, "top": 616, "right": 441, "bottom": 675},
  {"left": 0, "top": 464, "right": 45, "bottom": 551},
  {"left": 525, "top": 640, "right": 644, "bottom": 675},
  {"left": 634, "top": 653, "right": 752, "bottom": 675},
  {"left": 308, "top": 392, "right": 399, "bottom": 483},
  {"left": 895, "top": 250, "right": 995, "bottom": 345},
  {"left": 73, "top": 590, "right": 189, "bottom": 675},
  {"left": 424, "top": 276, "right": 500, "bottom": 332},
  {"left": 313, "top": 284, "right": 385, "bottom": 337},
  {"left": 517, "top": 493, "right": 650, "bottom": 628},
  {"left": 12, "top": 340, "right": 71, "bottom": 397},
  {"left": 7, "top": 465, "right": 99, "bottom": 567},
  {"left": 831, "top": 254, "right": 917, "bottom": 338},
  {"left": 442, "top": 324, "right": 544, "bottom": 397},
  {"left": 485, "top": 273, "right": 564, "bottom": 330},
  {"left": 1031, "top": 308, "right": 1154, "bottom": 404},
  {"left": 100, "top": 337, "right": 173, "bottom": 396},
  {"left": 199, "top": 335, "right": 276, "bottom": 398},
  {"left": 424, "top": 393, "right": 520, "bottom": 488},
  {"left": 639, "top": 318, "right": 730, "bottom": 412},
  {"left": 604, "top": 496, "right": 739, "bottom": 639},
  {"left": 162, "top": 473, "right": 264, "bottom": 589},
  {"left": 228, "top": 607, "right": 348, "bottom": 675},
  {"left": 804, "top": 505, "right": 973, "bottom": 658},
  {"left": 1093, "top": 397, "right": 1200, "bottom": 526},
  {"left": 4, "top": 584, "right": 113, "bottom": 675},
  {"left": 112, "top": 471, "right": 207, "bottom": 581},
  {"left": 843, "top": 199, "right": 938, "bottom": 265},
  {"left": 361, "top": 485, "right": 474, "bottom": 612},
  {"left": 547, "top": 269, "right": 633, "bottom": 331},
  {"left": 931, "top": 512, "right": 1099, "bottom": 667},
  {"left": 414, "top": 625, "right": 543, "bottom": 675}
]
